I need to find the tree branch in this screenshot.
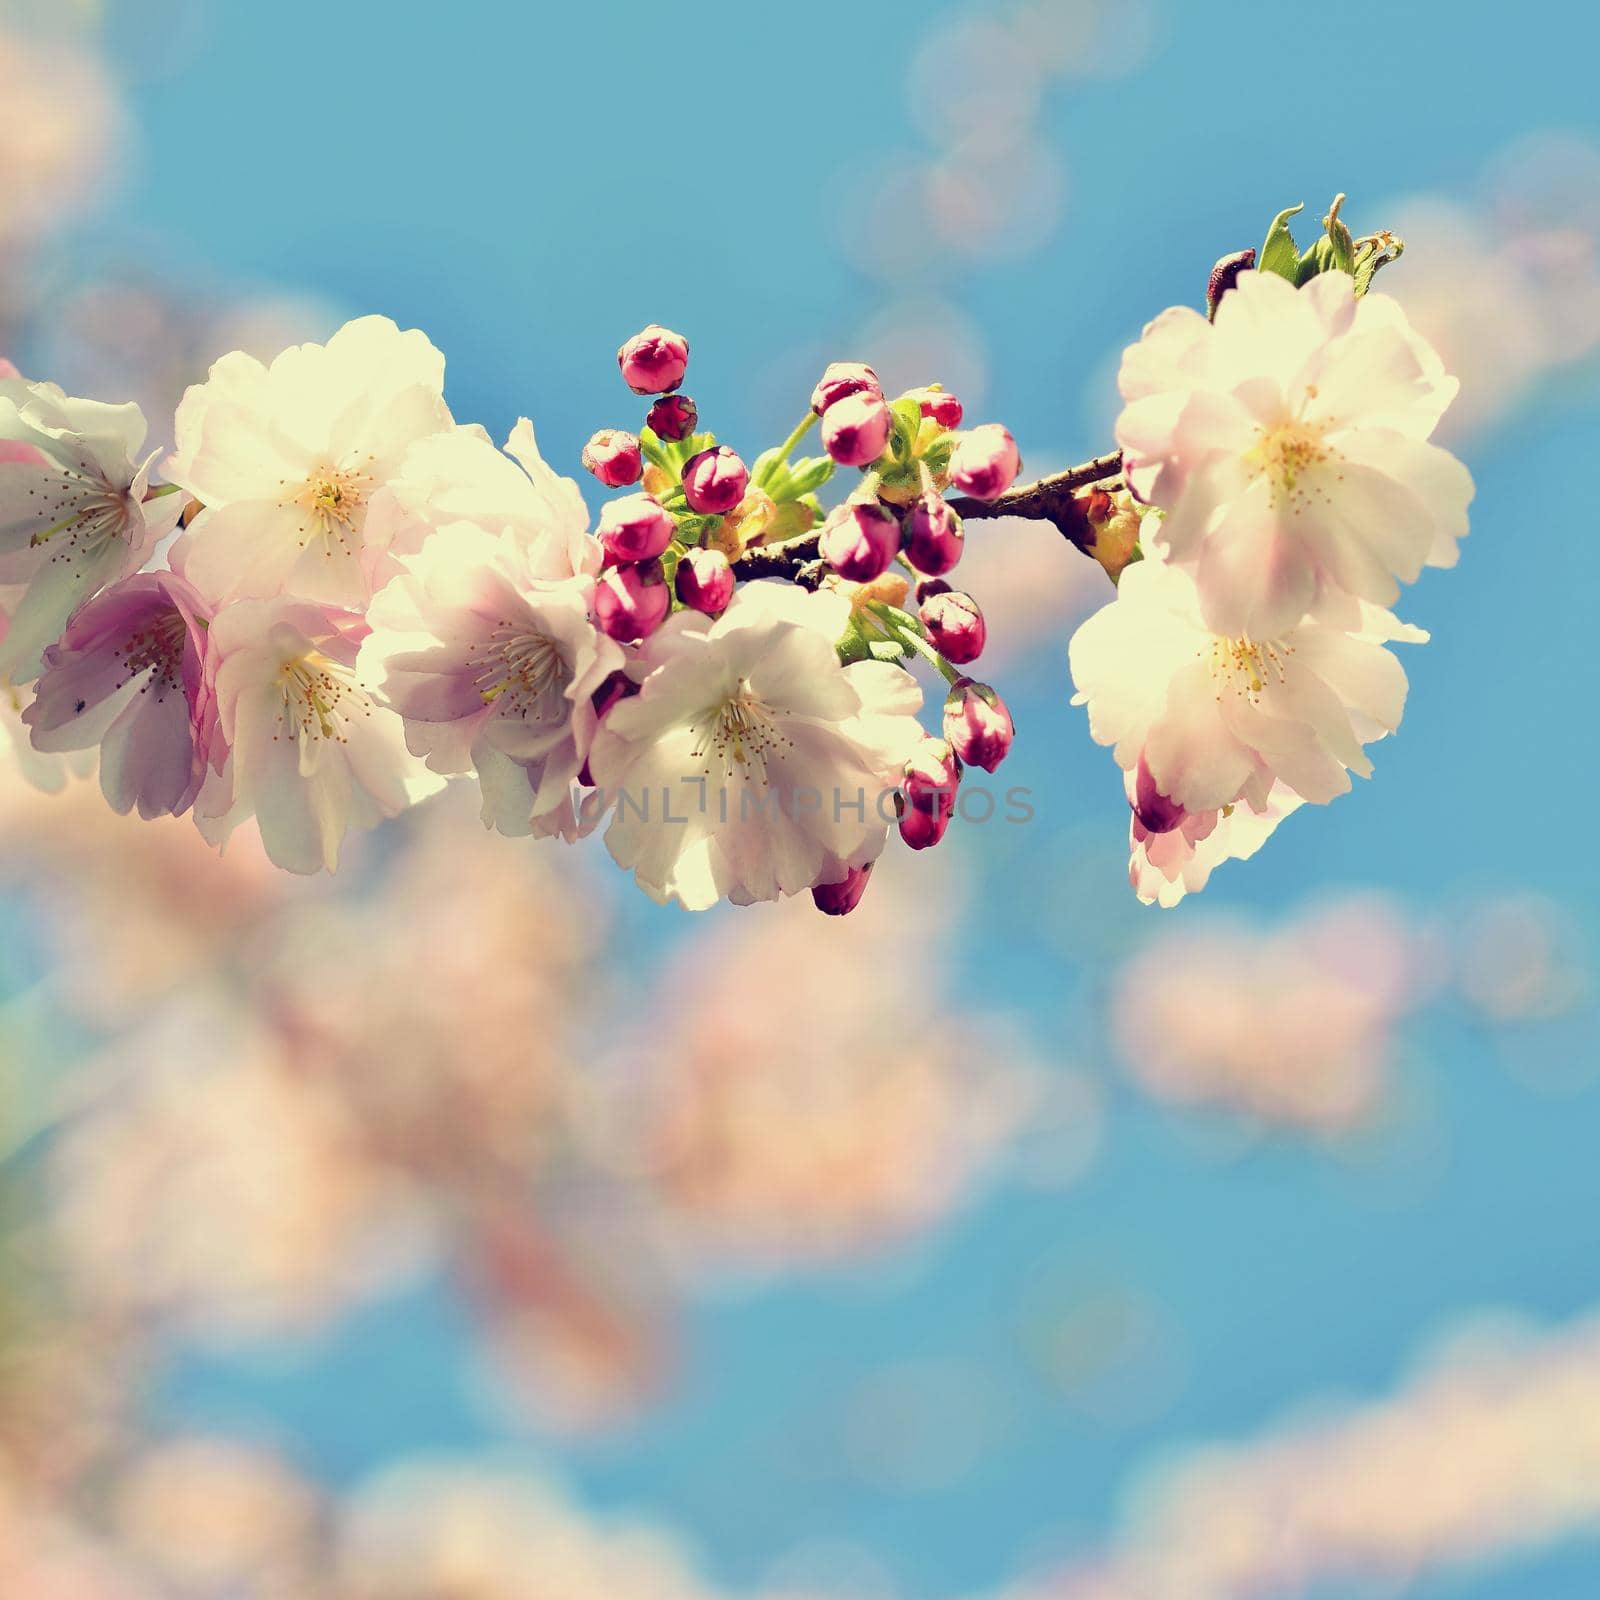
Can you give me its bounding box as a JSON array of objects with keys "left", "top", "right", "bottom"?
[{"left": 730, "top": 450, "right": 1123, "bottom": 584}]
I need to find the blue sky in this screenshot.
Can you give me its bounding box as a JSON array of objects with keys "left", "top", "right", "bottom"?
[{"left": 64, "top": 0, "right": 1600, "bottom": 1594}]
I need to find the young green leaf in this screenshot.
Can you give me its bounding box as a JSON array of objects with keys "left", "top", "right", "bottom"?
[{"left": 1258, "top": 203, "right": 1306, "bottom": 282}]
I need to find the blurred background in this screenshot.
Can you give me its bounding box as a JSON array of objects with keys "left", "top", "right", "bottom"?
[{"left": 3, "top": 0, "right": 1599, "bottom": 1595}]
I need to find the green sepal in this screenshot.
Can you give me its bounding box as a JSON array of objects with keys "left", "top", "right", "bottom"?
[
  {"left": 785, "top": 455, "right": 835, "bottom": 498},
  {"left": 1258, "top": 203, "right": 1305, "bottom": 282}
]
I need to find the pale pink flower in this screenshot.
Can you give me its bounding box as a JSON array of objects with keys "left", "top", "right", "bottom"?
[
  {"left": 1119, "top": 269, "right": 1472, "bottom": 637},
  {"left": 1069, "top": 555, "right": 1424, "bottom": 819},
  {"left": 195, "top": 596, "right": 442, "bottom": 874},
  {"left": 1127, "top": 776, "right": 1304, "bottom": 908},
  {"left": 0, "top": 378, "right": 183, "bottom": 681},
  {"left": 25, "top": 571, "right": 216, "bottom": 819},
  {"left": 362, "top": 418, "right": 602, "bottom": 579},
  {"left": 587, "top": 581, "right": 925, "bottom": 910},
  {"left": 163, "top": 316, "right": 453, "bottom": 607},
  {"left": 360, "top": 525, "right": 622, "bottom": 839}
]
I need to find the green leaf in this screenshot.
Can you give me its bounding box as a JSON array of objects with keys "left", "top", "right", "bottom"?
[
  {"left": 1352, "top": 232, "right": 1404, "bottom": 297},
  {"left": 868, "top": 637, "right": 909, "bottom": 662},
  {"left": 638, "top": 426, "right": 673, "bottom": 473},
  {"left": 785, "top": 455, "right": 835, "bottom": 498},
  {"left": 1258, "top": 203, "right": 1305, "bottom": 282},
  {"left": 888, "top": 397, "right": 923, "bottom": 460}
]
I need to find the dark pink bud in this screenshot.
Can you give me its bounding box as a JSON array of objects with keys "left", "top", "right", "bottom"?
[
  {"left": 582, "top": 428, "right": 643, "bottom": 489},
  {"left": 819, "top": 500, "right": 900, "bottom": 583},
  {"left": 681, "top": 445, "right": 749, "bottom": 516},
  {"left": 617, "top": 324, "right": 689, "bottom": 395},
  {"left": 915, "top": 576, "right": 951, "bottom": 606},
  {"left": 580, "top": 671, "right": 642, "bottom": 785},
  {"left": 812, "top": 862, "right": 873, "bottom": 916},
  {"left": 942, "top": 678, "right": 1013, "bottom": 772},
  {"left": 646, "top": 393, "right": 698, "bottom": 442},
  {"left": 920, "top": 590, "right": 986, "bottom": 665},
  {"left": 898, "top": 799, "right": 952, "bottom": 851},
  {"left": 598, "top": 492, "right": 676, "bottom": 563},
  {"left": 1207, "top": 248, "right": 1256, "bottom": 319},
  {"left": 821, "top": 392, "right": 893, "bottom": 468},
  {"left": 595, "top": 559, "right": 671, "bottom": 641},
  {"left": 949, "top": 424, "right": 1021, "bottom": 500},
  {"left": 810, "top": 361, "right": 882, "bottom": 416},
  {"left": 910, "top": 386, "right": 964, "bottom": 429},
  {"left": 1132, "top": 753, "right": 1186, "bottom": 834},
  {"left": 902, "top": 493, "right": 965, "bottom": 576},
  {"left": 675, "top": 547, "right": 735, "bottom": 615},
  {"left": 902, "top": 736, "right": 960, "bottom": 818}
]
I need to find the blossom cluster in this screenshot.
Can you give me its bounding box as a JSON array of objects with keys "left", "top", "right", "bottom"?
[
  {"left": 2, "top": 318, "right": 1021, "bottom": 913},
  {"left": 1068, "top": 200, "right": 1473, "bottom": 903}
]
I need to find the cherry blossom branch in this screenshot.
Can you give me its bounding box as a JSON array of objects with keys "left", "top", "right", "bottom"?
[{"left": 730, "top": 449, "right": 1124, "bottom": 584}]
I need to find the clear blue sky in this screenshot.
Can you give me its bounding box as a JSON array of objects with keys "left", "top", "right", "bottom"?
[{"left": 81, "top": 0, "right": 1600, "bottom": 1594}]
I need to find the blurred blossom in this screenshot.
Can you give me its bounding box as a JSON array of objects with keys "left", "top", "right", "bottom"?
[
  {"left": 907, "top": 18, "right": 1044, "bottom": 145},
  {"left": 1385, "top": 134, "right": 1600, "bottom": 442},
  {"left": 1456, "top": 892, "right": 1593, "bottom": 1024},
  {"left": 0, "top": 25, "right": 121, "bottom": 249},
  {"left": 1110, "top": 896, "right": 1438, "bottom": 1135},
  {"left": 597, "top": 857, "right": 1043, "bottom": 1268},
  {"left": 1039, "top": 1309, "right": 1600, "bottom": 1600},
  {"left": 851, "top": 296, "right": 991, "bottom": 412},
  {"left": 925, "top": 132, "right": 1068, "bottom": 265}
]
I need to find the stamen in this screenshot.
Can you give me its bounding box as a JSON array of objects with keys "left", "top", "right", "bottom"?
[{"left": 688, "top": 686, "right": 793, "bottom": 778}]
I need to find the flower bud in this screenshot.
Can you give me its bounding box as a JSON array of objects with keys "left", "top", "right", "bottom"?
[
  {"left": 617, "top": 324, "right": 689, "bottom": 395},
  {"left": 812, "top": 862, "right": 872, "bottom": 916},
  {"left": 819, "top": 500, "right": 900, "bottom": 583},
  {"left": 902, "top": 736, "right": 960, "bottom": 818},
  {"left": 595, "top": 559, "right": 671, "bottom": 642},
  {"left": 1131, "top": 754, "right": 1185, "bottom": 835},
  {"left": 942, "top": 678, "right": 1013, "bottom": 772},
  {"left": 898, "top": 799, "right": 952, "bottom": 851},
  {"left": 920, "top": 589, "right": 986, "bottom": 665},
  {"left": 810, "top": 361, "right": 882, "bottom": 416},
  {"left": 949, "top": 424, "right": 1020, "bottom": 500},
  {"left": 579, "top": 671, "right": 642, "bottom": 785},
  {"left": 682, "top": 445, "right": 749, "bottom": 515},
  {"left": 582, "top": 428, "right": 643, "bottom": 488},
  {"left": 915, "top": 576, "right": 951, "bottom": 606},
  {"left": 674, "top": 547, "right": 735, "bottom": 615},
  {"left": 902, "top": 493, "right": 965, "bottom": 576},
  {"left": 909, "top": 385, "right": 964, "bottom": 429},
  {"left": 1207, "top": 248, "right": 1256, "bottom": 319},
  {"left": 821, "top": 391, "right": 893, "bottom": 469},
  {"left": 645, "top": 393, "right": 698, "bottom": 441},
  {"left": 598, "top": 492, "right": 676, "bottom": 563}
]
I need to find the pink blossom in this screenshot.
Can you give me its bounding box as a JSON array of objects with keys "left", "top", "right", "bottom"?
[{"left": 25, "top": 571, "right": 217, "bottom": 820}]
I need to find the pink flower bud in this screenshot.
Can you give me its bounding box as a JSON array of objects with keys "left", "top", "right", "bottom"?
[
  {"left": 682, "top": 445, "right": 749, "bottom": 516},
  {"left": 909, "top": 386, "right": 964, "bottom": 429},
  {"left": 902, "top": 493, "right": 965, "bottom": 576},
  {"left": 812, "top": 862, "right": 873, "bottom": 916},
  {"left": 598, "top": 492, "right": 677, "bottom": 563},
  {"left": 580, "top": 671, "right": 642, "bottom": 785},
  {"left": 942, "top": 678, "right": 1013, "bottom": 772},
  {"left": 1207, "top": 248, "right": 1256, "bottom": 319},
  {"left": 1131, "top": 753, "right": 1186, "bottom": 834},
  {"left": 949, "top": 424, "right": 1020, "bottom": 500},
  {"left": 902, "top": 736, "right": 960, "bottom": 818},
  {"left": 819, "top": 500, "right": 900, "bottom": 583},
  {"left": 821, "top": 392, "right": 893, "bottom": 468},
  {"left": 596, "top": 559, "right": 672, "bottom": 642},
  {"left": 898, "top": 799, "right": 952, "bottom": 851},
  {"left": 582, "top": 428, "right": 643, "bottom": 488},
  {"left": 617, "top": 324, "right": 689, "bottom": 395},
  {"left": 646, "top": 393, "right": 698, "bottom": 442},
  {"left": 915, "top": 576, "right": 951, "bottom": 606},
  {"left": 920, "top": 590, "right": 986, "bottom": 665},
  {"left": 675, "top": 547, "right": 735, "bottom": 615},
  {"left": 810, "top": 361, "right": 882, "bottom": 416}
]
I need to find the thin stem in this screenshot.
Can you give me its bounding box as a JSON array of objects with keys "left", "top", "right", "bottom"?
[{"left": 773, "top": 410, "right": 819, "bottom": 463}]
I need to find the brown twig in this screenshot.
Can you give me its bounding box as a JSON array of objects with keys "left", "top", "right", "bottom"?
[{"left": 730, "top": 450, "right": 1124, "bottom": 583}]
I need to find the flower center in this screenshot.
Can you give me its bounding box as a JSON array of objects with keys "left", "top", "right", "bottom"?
[
  {"left": 689, "top": 686, "right": 791, "bottom": 778},
  {"left": 1246, "top": 418, "right": 1334, "bottom": 509},
  {"left": 287, "top": 463, "right": 373, "bottom": 552},
  {"left": 1207, "top": 635, "right": 1291, "bottom": 701},
  {"left": 475, "top": 625, "right": 568, "bottom": 720},
  {"left": 276, "top": 651, "right": 366, "bottom": 744},
  {"left": 117, "top": 608, "right": 188, "bottom": 699},
  {"left": 28, "top": 477, "right": 140, "bottom": 562}
]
